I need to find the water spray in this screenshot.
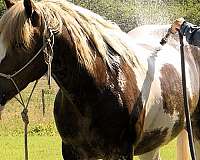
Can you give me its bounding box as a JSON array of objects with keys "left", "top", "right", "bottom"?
[{"left": 160, "top": 29, "right": 197, "bottom": 160}]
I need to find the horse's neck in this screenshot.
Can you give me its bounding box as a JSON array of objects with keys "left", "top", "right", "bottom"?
[
  {"left": 52, "top": 28, "right": 80, "bottom": 88},
  {"left": 52, "top": 26, "right": 100, "bottom": 99}
]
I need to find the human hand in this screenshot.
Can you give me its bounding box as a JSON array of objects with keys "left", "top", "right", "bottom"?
[{"left": 171, "top": 17, "right": 185, "bottom": 34}]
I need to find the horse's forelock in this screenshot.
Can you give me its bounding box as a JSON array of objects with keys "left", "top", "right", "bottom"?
[{"left": 0, "top": 1, "right": 35, "bottom": 50}]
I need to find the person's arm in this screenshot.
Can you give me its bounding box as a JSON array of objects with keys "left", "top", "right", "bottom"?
[
  {"left": 171, "top": 18, "right": 200, "bottom": 47},
  {"left": 180, "top": 22, "right": 200, "bottom": 46}
]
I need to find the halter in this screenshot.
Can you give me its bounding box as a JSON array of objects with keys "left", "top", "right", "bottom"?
[{"left": 0, "top": 23, "right": 55, "bottom": 160}]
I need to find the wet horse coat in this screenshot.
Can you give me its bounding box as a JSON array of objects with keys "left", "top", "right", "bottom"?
[
  {"left": 128, "top": 25, "right": 200, "bottom": 159},
  {"left": 0, "top": 0, "right": 199, "bottom": 159}
]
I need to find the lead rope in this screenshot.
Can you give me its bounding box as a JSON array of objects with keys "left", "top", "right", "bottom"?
[
  {"left": 14, "top": 80, "right": 38, "bottom": 160},
  {"left": 1, "top": 76, "right": 38, "bottom": 160}
]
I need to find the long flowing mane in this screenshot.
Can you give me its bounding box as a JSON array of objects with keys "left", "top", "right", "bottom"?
[{"left": 0, "top": 0, "right": 139, "bottom": 73}]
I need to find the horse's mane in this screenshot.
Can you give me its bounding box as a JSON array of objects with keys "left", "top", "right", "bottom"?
[
  {"left": 0, "top": 0, "right": 138, "bottom": 73},
  {"left": 0, "top": 2, "right": 34, "bottom": 49}
]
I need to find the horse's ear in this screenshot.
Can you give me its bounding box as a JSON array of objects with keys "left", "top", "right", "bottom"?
[
  {"left": 24, "top": 0, "right": 35, "bottom": 18},
  {"left": 24, "top": 0, "right": 41, "bottom": 27},
  {"left": 4, "top": 0, "right": 15, "bottom": 9}
]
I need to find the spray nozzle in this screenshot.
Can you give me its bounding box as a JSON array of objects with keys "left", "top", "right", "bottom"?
[{"left": 160, "top": 28, "right": 173, "bottom": 46}]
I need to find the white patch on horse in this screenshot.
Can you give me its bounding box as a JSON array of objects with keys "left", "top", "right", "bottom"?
[
  {"left": 128, "top": 39, "right": 181, "bottom": 142},
  {"left": 185, "top": 63, "right": 193, "bottom": 95},
  {"left": 127, "top": 25, "right": 198, "bottom": 143},
  {"left": 0, "top": 34, "right": 7, "bottom": 63},
  {"left": 141, "top": 77, "right": 179, "bottom": 143}
]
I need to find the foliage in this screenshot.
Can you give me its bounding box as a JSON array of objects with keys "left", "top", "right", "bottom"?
[
  {"left": 0, "top": 79, "right": 58, "bottom": 136},
  {"left": 183, "top": 0, "right": 200, "bottom": 25},
  {"left": 0, "top": 0, "right": 5, "bottom": 16},
  {"left": 74, "top": 0, "right": 137, "bottom": 32},
  {"left": 69, "top": 0, "right": 200, "bottom": 31},
  {"left": 29, "top": 123, "right": 57, "bottom": 136}
]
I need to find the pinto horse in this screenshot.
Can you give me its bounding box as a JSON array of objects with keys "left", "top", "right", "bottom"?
[{"left": 0, "top": 0, "right": 199, "bottom": 159}]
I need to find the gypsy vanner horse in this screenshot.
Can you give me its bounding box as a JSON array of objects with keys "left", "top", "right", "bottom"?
[{"left": 0, "top": 0, "right": 199, "bottom": 159}]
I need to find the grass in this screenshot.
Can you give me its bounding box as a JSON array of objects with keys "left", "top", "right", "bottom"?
[
  {"left": 0, "top": 136, "right": 177, "bottom": 160},
  {"left": 0, "top": 78, "right": 178, "bottom": 160},
  {"left": 0, "top": 77, "right": 58, "bottom": 136},
  {"left": 0, "top": 136, "right": 62, "bottom": 160}
]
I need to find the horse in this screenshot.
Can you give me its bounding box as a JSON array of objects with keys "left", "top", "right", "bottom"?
[{"left": 0, "top": 0, "right": 199, "bottom": 159}]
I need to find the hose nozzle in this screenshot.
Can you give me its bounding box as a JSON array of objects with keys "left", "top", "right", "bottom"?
[{"left": 160, "top": 28, "right": 173, "bottom": 46}]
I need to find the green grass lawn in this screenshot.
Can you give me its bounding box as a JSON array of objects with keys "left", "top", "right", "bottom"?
[
  {"left": 0, "top": 135, "right": 177, "bottom": 160},
  {"left": 0, "top": 136, "right": 62, "bottom": 160}
]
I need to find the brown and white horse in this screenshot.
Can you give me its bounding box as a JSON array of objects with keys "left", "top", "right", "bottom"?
[{"left": 0, "top": 0, "right": 199, "bottom": 159}]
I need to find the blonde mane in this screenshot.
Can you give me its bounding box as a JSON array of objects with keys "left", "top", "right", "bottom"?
[
  {"left": 0, "top": 0, "right": 138, "bottom": 73},
  {"left": 0, "top": 1, "right": 34, "bottom": 49}
]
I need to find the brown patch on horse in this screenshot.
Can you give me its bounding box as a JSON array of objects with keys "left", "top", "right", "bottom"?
[
  {"left": 120, "top": 61, "right": 141, "bottom": 112},
  {"left": 83, "top": 50, "right": 144, "bottom": 150},
  {"left": 52, "top": 24, "right": 144, "bottom": 156},
  {"left": 134, "top": 128, "right": 168, "bottom": 155},
  {"left": 160, "top": 64, "right": 188, "bottom": 139},
  {"left": 160, "top": 64, "right": 184, "bottom": 116},
  {"left": 119, "top": 60, "right": 144, "bottom": 144}
]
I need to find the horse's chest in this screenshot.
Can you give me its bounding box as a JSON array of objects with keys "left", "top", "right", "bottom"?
[{"left": 55, "top": 97, "right": 128, "bottom": 149}]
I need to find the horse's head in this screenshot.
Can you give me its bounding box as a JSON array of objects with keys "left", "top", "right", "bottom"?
[{"left": 0, "top": 0, "right": 48, "bottom": 109}]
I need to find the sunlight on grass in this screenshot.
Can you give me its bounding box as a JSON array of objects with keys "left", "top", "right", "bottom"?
[
  {"left": 0, "top": 136, "right": 62, "bottom": 160},
  {"left": 0, "top": 136, "right": 177, "bottom": 160}
]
